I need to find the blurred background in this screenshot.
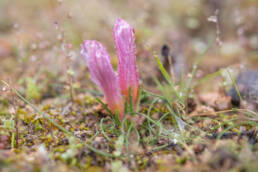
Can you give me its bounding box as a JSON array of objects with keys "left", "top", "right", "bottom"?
[{"left": 0, "top": 0, "right": 257, "bottom": 101}]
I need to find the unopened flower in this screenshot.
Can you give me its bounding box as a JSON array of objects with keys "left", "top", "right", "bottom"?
[
  {"left": 81, "top": 18, "right": 139, "bottom": 119},
  {"left": 81, "top": 40, "right": 124, "bottom": 118},
  {"left": 113, "top": 18, "right": 139, "bottom": 105}
]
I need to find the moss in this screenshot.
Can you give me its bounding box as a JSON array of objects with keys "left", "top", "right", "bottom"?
[
  {"left": 25, "top": 77, "right": 42, "bottom": 101},
  {"left": 176, "top": 156, "right": 187, "bottom": 165},
  {"left": 84, "top": 95, "right": 98, "bottom": 105},
  {"left": 0, "top": 98, "right": 9, "bottom": 107}
]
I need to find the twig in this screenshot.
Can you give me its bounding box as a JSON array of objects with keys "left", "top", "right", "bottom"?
[
  {"left": 167, "top": 52, "right": 175, "bottom": 84},
  {"left": 7, "top": 79, "right": 19, "bottom": 148}
]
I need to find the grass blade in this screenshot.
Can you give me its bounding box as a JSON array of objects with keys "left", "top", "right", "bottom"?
[
  {"left": 153, "top": 53, "right": 180, "bottom": 100},
  {"left": 226, "top": 69, "right": 242, "bottom": 101},
  {"left": 184, "top": 40, "right": 215, "bottom": 102}
]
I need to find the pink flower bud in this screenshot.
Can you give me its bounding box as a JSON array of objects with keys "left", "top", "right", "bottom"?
[
  {"left": 113, "top": 18, "right": 139, "bottom": 105},
  {"left": 81, "top": 40, "right": 124, "bottom": 118}
]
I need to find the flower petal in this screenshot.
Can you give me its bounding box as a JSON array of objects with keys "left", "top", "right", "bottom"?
[
  {"left": 113, "top": 18, "right": 139, "bottom": 105},
  {"left": 81, "top": 40, "right": 124, "bottom": 118}
]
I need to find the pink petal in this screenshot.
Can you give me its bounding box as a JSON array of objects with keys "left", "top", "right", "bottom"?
[
  {"left": 81, "top": 40, "right": 124, "bottom": 118},
  {"left": 113, "top": 18, "right": 139, "bottom": 105}
]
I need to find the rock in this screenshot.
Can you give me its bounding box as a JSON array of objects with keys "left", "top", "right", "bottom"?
[
  {"left": 227, "top": 69, "right": 258, "bottom": 108},
  {"left": 199, "top": 92, "right": 231, "bottom": 111},
  {"left": 189, "top": 105, "right": 216, "bottom": 117}
]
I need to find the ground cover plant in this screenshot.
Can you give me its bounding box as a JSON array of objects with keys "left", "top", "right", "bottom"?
[{"left": 0, "top": 0, "right": 257, "bottom": 171}]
